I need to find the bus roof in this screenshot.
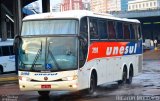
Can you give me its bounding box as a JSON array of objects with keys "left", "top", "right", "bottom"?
[
  {"left": 0, "top": 39, "right": 14, "bottom": 46},
  {"left": 23, "top": 10, "right": 140, "bottom": 23}
]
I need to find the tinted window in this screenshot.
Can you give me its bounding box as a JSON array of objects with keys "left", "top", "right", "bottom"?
[
  {"left": 79, "top": 17, "right": 88, "bottom": 67},
  {"left": 116, "top": 22, "right": 123, "bottom": 39},
  {"left": 135, "top": 24, "right": 141, "bottom": 39},
  {"left": 2, "top": 46, "right": 10, "bottom": 56},
  {"left": 80, "top": 17, "right": 88, "bottom": 40},
  {"left": 90, "top": 19, "right": 99, "bottom": 39},
  {"left": 108, "top": 21, "right": 116, "bottom": 39},
  {"left": 138, "top": 25, "right": 142, "bottom": 39},
  {"left": 0, "top": 47, "right": 2, "bottom": 56},
  {"left": 9, "top": 46, "right": 14, "bottom": 55},
  {"left": 130, "top": 24, "right": 136, "bottom": 39},
  {"left": 98, "top": 20, "right": 108, "bottom": 39},
  {"left": 123, "top": 23, "right": 130, "bottom": 39}
]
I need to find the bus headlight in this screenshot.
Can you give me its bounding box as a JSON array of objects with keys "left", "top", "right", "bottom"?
[
  {"left": 19, "top": 76, "right": 30, "bottom": 81},
  {"left": 62, "top": 75, "right": 78, "bottom": 81}
]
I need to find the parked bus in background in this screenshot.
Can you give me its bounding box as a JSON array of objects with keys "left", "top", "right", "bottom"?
[
  {"left": 0, "top": 39, "right": 15, "bottom": 74},
  {"left": 14, "top": 10, "right": 143, "bottom": 96}
]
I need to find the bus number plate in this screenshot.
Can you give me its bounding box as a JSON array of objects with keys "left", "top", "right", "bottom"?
[{"left": 41, "top": 85, "right": 51, "bottom": 88}]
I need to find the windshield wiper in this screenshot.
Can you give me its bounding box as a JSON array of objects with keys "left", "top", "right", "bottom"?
[
  {"left": 47, "top": 42, "right": 61, "bottom": 70},
  {"left": 31, "top": 41, "right": 42, "bottom": 70}
]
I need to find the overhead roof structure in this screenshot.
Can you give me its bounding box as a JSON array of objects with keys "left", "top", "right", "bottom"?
[
  {"left": 1, "top": 0, "right": 36, "bottom": 41},
  {"left": 1, "top": 0, "right": 50, "bottom": 74},
  {"left": 1, "top": 0, "right": 37, "bottom": 15}
]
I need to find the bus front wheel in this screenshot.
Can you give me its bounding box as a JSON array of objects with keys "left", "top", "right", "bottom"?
[
  {"left": 38, "top": 91, "right": 50, "bottom": 96},
  {"left": 0, "top": 66, "right": 3, "bottom": 74},
  {"left": 88, "top": 73, "right": 97, "bottom": 94}
]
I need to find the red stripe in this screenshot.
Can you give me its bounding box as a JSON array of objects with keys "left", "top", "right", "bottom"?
[{"left": 87, "top": 42, "right": 128, "bottom": 61}]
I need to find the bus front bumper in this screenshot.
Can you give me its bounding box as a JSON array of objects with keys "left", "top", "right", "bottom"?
[{"left": 19, "top": 80, "right": 79, "bottom": 91}]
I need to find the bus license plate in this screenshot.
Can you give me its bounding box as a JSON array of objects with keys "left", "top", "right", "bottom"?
[{"left": 41, "top": 85, "right": 51, "bottom": 88}]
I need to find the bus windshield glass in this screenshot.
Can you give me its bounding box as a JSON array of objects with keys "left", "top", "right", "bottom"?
[
  {"left": 19, "top": 37, "right": 78, "bottom": 71},
  {"left": 21, "top": 19, "right": 78, "bottom": 35}
]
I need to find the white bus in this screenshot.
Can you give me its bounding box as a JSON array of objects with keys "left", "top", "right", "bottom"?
[
  {"left": 0, "top": 39, "right": 15, "bottom": 74},
  {"left": 15, "top": 10, "right": 143, "bottom": 96}
]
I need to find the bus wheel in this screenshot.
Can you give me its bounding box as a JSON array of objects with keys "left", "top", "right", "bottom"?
[
  {"left": 88, "top": 73, "right": 96, "bottom": 94},
  {"left": 38, "top": 91, "right": 50, "bottom": 96},
  {"left": 126, "top": 68, "right": 133, "bottom": 84},
  {"left": 0, "top": 66, "right": 3, "bottom": 74},
  {"left": 118, "top": 68, "right": 127, "bottom": 85}
]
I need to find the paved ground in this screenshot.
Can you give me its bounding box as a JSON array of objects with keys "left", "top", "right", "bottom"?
[{"left": 143, "top": 49, "right": 160, "bottom": 60}]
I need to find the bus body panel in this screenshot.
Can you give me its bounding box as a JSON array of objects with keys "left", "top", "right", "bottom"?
[
  {"left": 0, "top": 39, "right": 15, "bottom": 73},
  {"left": 83, "top": 54, "right": 142, "bottom": 86},
  {"left": 0, "top": 55, "right": 15, "bottom": 72},
  {"left": 83, "top": 40, "right": 143, "bottom": 86}
]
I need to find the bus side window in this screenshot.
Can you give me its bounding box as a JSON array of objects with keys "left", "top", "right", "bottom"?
[
  {"left": 80, "top": 17, "right": 88, "bottom": 40},
  {"left": 123, "top": 23, "right": 130, "bottom": 39},
  {"left": 98, "top": 20, "right": 108, "bottom": 39},
  {"left": 90, "top": 19, "right": 99, "bottom": 39},
  {"left": 135, "top": 24, "right": 141, "bottom": 39},
  {"left": 9, "top": 46, "right": 14, "bottom": 55},
  {"left": 116, "top": 22, "right": 123, "bottom": 39},
  {"left": 2, "top": 46, "right": 10, "bottom": 56},
  {"left": 0, "top": 47, "right": 2, "bottom": 56},
  {"left": 79, "top": 17, "right": 88, "bottom": 67},
  {"left": 108, "top": 21, "right": 116, "bottom": 39},
  {"left": 130, "top": 24, "right": 136, "bottom": 39},
  {"left": 138, "top": 25, "right": 142, "bottom": 39}
]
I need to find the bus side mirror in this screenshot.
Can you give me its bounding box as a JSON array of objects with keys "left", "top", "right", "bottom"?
[
  {"left": 13, "top": 35, "right": 21, "bottom": 54},
  {"left": 78, "top": 35, "right": 87, "bottom": 46}
]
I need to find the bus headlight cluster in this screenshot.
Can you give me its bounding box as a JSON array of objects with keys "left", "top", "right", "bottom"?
[
  {"left": 62, "top": 75, "right": 78, "bottom": 81},
  {"left": 19, "top": 76, "right": 30, "bottom": 81}
]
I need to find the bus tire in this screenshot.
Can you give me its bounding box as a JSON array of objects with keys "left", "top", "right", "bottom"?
[
  {"left": 38, "top": 91, "right": 50, "bottom": 96},
  {"left": 118, "top": 66, "right": 127, "bottom": 85},
  {"left": 126, "top": 67, "right": 133, "bottom": 84},
  {"left": 0, "top": 65, "right": 3, "bottom": 74},
  {"left": 88, "top": 72, "right": 97, "bottom": 94}
]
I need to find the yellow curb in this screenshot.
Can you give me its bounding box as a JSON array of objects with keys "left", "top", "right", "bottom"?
[{"left": 0, "top": 77, "right": 18, "bottom": 82}]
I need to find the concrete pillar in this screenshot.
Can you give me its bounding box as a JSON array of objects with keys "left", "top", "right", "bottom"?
[
  {"left": 0, "top": 5, "right": 7, "bottom": 41},
  {"left": 42, "top": 0, "right": 50, "bottom": 12},
  {"left": 13, "top": 0, "right": 22, "bottom": 36},
  {"left": 13, "top": 0, "right": 22, "bottom": 74}
]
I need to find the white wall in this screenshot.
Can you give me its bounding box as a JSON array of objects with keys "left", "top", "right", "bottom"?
[{"left": 128, "top": 0, "right": 159, "bottom": 11}]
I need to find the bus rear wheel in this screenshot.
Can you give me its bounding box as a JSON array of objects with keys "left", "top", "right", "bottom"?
[
  {"left": 38, "top": 91, "right": 50, "bottom": 96},
  {"left": 126, "top": 68, "right": 133, "bottom": 84}
]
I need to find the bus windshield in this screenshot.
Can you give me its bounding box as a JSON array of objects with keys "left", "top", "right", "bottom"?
[
  {"left": 21, "top": 19, "right": 78, "bottom": 36},
  {"left": 19, "top": 37, "right": 78, "bottom": 72}
]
